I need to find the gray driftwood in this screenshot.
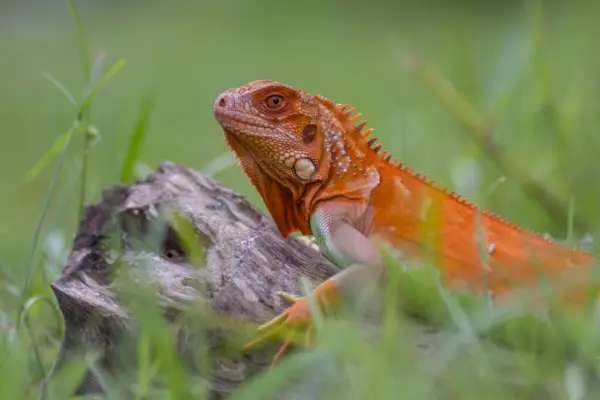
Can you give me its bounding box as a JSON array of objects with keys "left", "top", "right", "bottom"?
[{"left": 50, "top": 162, "right": 339, "bottom": 397}]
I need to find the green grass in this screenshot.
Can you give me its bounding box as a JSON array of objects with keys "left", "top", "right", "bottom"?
[{"left": 2, "top": 0, "right": 600, "bottom": 398}]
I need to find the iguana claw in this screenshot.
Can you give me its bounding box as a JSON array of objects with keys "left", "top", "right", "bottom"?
[
  {"left": 276, "top": 291, "right": 301, "bottom": 304},
  {"left": 244, "top": 280, "right": 339, "bottom": 368},
  {"left": 243, "top": 290, "right": 315, "bottom": 369}
]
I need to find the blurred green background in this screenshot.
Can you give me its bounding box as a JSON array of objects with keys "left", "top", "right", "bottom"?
[{"left": 1, "top": 0, "right": 599, "bottom": 279}]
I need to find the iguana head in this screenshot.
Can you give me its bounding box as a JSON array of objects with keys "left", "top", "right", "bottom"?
[{"left": 213, "top": 79, "right": 382, "bottom": 236}]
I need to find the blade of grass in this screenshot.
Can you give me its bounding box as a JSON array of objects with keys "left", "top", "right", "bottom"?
[
  {"left": 24, "top": 312, "right": 47, "bottom": 380},
  {"left": 15, "top": 125, "right": 76, "bottom": 328},
  {"left": 170, "top": 210, "right": 206, "bottom": 270},
  {"left": 67, "top": 0, "right": 91, "bottom": 81},
  {"left": 23, "top": 130, "right": 72, "bottom": 185},
  {"left": 134, "top": 328, "right": 159, "bottom": 400},
  {"left": 230, "top": 350, "right": 327, "bottom": 400},
  {"left": 77, "top": 53, "right": 106, "bottom": 223},
  {"left": 69, "top": 0, "right": 93, "bottom": 225},
  {"left": 17, "top": 57, "right": 126, "bottom": 329},
  {"left": 567, "top": 196, "right": 575, "bottom": 246},
  {"left": 120, "top": 95, "right": 154, "bottom": 184},
  {"left": 79, "top": 59, "right": 126, "bottom": 111},
  {"left": 115, "top": 263, "right": 192, "bottom": 399},
  {"left": 199, "top": 152, "right": 237, "bottom": 177},
  {"left": 23, "top": 58, "right": 123, "bottom": 187},
  {"left": 41, "top": 72, "right": 77, "bottom": 107}
]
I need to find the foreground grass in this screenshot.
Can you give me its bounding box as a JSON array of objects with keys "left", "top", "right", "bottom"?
[{"left": 2, "top": 0, "right": 600, "bottom": 398}]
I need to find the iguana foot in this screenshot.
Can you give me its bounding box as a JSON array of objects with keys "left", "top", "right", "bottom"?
[
  {"left": 243, "top": 291, "right": 315, "bottom": 368},
  {"left": 243, "top": 280, "right": 339, "bottom": 368}
]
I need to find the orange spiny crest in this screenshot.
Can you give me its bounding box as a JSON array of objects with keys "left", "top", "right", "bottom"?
[
  {"left": 483, "top": 210, "right": 514, "bottom": 229},
  {"left": 326, "top": 105, "right": 568, "bottom": 243},
  {"left": 316, "top": 95, "right": 338, "bottom": 111},
  {"left": 379, "top": 151, "right": 393, "bottom": 163},
  {"left": 350, "top": 113, "right": 362, "bottom": 123},
  {"left": 331, "top": 101, "right": 377, "bottom": 143},
  {"left": 449, "top": 191, "right": 474, "bottom": 208},
  {"left": 327, "top": 98, "right": 563, "bottom": 242},
  {"left": 355, "top": 120, "right": 368, "bottom": 131},
  {"left": 431, "top": 179, "right": 447, "bottom": 193},
  {"left": 456, "top": 196, "right": 553, "bottom": 240},
  {"left": 331, "top": 101, "right": 400, "bottom": 167},
  {"left": 414, "top": 173, "right": 449, "bottom": 196}
]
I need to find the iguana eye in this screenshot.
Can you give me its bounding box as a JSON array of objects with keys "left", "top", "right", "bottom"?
[{"left": 266, "top": 95, "right": 285, "bottom": 110}]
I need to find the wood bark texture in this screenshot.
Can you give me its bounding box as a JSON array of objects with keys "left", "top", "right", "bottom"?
[{"left": 50, "top": 162, "right": 341, "bottom": 397}]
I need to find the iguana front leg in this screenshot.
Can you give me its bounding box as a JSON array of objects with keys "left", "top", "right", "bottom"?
[{"left": 244, "top": 203, "right": 386, "bottom": 367}]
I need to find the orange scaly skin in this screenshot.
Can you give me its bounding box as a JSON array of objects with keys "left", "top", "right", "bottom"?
[{"left": 213, "top": 80, "right": 597, "bottom": 367}]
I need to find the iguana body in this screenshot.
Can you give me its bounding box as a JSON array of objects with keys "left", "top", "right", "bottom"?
[{"left": 213, "top": 79, "right": 596, "bottom": 365}]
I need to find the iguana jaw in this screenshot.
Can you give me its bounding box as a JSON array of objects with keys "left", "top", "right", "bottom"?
[{"left": 214, "top": 108, "right": 294, "bottom": 142}]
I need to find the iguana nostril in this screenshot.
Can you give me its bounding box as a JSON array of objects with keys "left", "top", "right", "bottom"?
[{"left": 215, "top": 93, "right": 229, "bottom": 108}]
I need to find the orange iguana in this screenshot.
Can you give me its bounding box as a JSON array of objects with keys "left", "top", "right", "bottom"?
[{"left": 212, "top": 79, "right": 597, "bottom": 366}]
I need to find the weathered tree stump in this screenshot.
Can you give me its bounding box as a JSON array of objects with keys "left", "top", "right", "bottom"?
[{"left": 50, "top": 162, "right": 340, "bottom": 397}]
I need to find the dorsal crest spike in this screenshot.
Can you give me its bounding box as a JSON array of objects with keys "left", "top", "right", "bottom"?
[
  {"left": 350, "top": 113, "right": 362, "bottom": 123},
  {"left": 367, "top": 137, "right": 378, "bottom": 147},
  {"left": 344, "top": 106, "right": 356, "bottom": 117},
  {"left": 373, "top": 144, "right": 382, "bottom": 153},
  {"left": 316, "top": 95, "right": 336, "bottom": 108},
  {"left": 356, "top": 120, "right": 368, "bottom": 131},
  {"left": 361, "top": 128, "right": 374, "bottom": 138},
  {"left": 430, "top": 179, "right": 442, "bottom": 189}
]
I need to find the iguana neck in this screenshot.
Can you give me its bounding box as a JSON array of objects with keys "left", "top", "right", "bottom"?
[{"left": 299, "top": 96, "right": 385, "bottom": 215}]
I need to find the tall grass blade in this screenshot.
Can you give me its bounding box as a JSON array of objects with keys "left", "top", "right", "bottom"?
[
  {"left": 67, "top": 0, "right": 91, "bottom": 81},
  {"left": 120, "top": 95, "right": 154, "bottom": 184},
  {"left": 16, "top": 126, "right": 76, "bottom": 328},
  {"left": 79, "top": 59, "right": 126, "bottom": 111},
  {"left": 23, "top": 129, "right": 73, "bottom": 185},
  {"left": 41, "top": 72, "right": 77, "bottom": 107}
]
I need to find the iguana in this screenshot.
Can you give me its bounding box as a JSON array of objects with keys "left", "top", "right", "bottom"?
[{"left": 212, "top": 79, "right": 597, "bottom": 366}]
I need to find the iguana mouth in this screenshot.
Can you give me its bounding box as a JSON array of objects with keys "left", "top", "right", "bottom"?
[
  {"left": 214, "top": 108, "right": 298, "bottom": 144},
  {"left": 214, "top": 109, "right": 271, "bottom": 131}
]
